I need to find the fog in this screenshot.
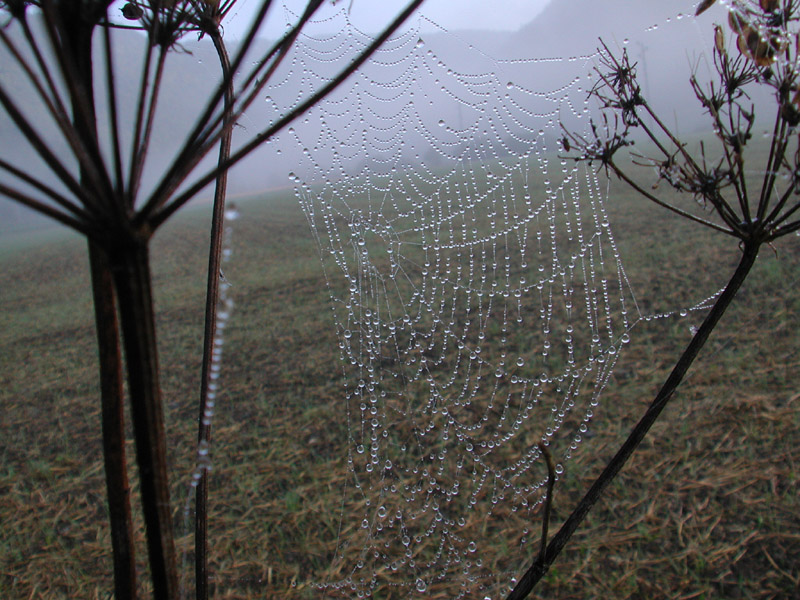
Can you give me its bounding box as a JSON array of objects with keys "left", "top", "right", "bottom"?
[{"left": 0, "top": 0, "right": 736, "bottom": 233}]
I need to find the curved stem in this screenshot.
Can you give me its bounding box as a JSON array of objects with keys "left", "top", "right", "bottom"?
[
  {"left": 507, "top": 241, "right": 761, "bottom": 600},
  {"left": 194, "top": 27, "right": 234, "bottom": 600},
  {"left": 610, "top": 162, "right": 736, "bottom": 235},
  {"left": 536, "top": 443, "right": 556, "bottom": 560}
]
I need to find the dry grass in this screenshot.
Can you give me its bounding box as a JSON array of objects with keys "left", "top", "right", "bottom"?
[{"left": 0, "top": 187, "right": 798, "bottom": 599}]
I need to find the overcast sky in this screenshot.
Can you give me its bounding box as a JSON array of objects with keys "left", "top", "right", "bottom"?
[{"left": 219, "top": 0, "right": 551, "bottom": 41}]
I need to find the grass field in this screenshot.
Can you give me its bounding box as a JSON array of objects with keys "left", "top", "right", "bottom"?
[{"left": 0, "top": 177, "right": 799, "bottom": 599}]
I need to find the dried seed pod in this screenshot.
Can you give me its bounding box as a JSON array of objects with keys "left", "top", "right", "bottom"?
[
  {"left": 737, "top": 28, "right": 777, "bottom": 66},
  {"left": 121, "top": 2, "right": 144, "bottom": 20},
  {"left": 696, "top": 0, "right": 717, "bottom": 17},
  {"left": 729, "top": 9, "right": 749, "bottom": 33},
  {"left": 714, "top": 24, "right": 725, "bottom": 53}
]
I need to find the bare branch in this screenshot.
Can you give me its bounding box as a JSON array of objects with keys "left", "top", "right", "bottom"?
[
  {"left": 0, "top": 181, "right": 92, "bottom": 235},
  {"left": 101, "top": 17, "right": 124, "bottom": 193}
]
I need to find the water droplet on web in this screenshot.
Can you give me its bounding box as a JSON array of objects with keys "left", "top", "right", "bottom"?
[{"left": 415, "top": 579, "right": 427, "bottom": 592}]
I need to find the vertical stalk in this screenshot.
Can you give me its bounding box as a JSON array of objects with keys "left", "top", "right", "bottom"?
[
  {"left": 89, "top": 242, "right": 137, "bottom": 600},
  {"left": 111, "top": 241, "right": 178, "bottom": 600},
  {"left": 58, "top": 11, "right": 138, "bottom": 598},
  {"left": 194, "top": 29, "right": 234, "bottom": 600},
  {"left": 507, "top": 241, "right": 761, "bottom": 600}
]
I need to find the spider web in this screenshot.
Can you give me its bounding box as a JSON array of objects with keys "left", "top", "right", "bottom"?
[{"left": 234, "top": 4, "right": 720, "bottom": 598}]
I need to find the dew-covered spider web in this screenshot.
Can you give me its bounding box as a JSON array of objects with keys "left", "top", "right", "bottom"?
[{"left": 222, "top": 4, "right": 726, "bottom": 598}]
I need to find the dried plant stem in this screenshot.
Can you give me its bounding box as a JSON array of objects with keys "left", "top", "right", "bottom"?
[
  {"left": 507, "top": 241, "right": 761, "bottom": 600},
  {"left": 537, "top": 443, "right": 556, "bottom": 560},
  {"left": 194, "top": 28, "right": 234, "bottom": 600},
  {"left": 90, "top": 243, "right": 136, "bottom": 600},
  {"left": 111, "top": 242, "right": 178, "bottom": 600},
  {"left": 65, "top": 18, "right": 139, "bottom": 599}
]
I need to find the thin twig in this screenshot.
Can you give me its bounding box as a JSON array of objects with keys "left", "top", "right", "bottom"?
[
  {"left": 102, "top": 17, "right": 124, "bottom": 194},
  {"left": 537, "top": 442, "right": 556, "bottom": 560},
  {"left": 194, "top": 26, "right": 234, "bottom": 600},
  {"left": 0, "top": 157, "right": 91, "bottom": 218},
  {"left": 127, "top": 38, "right": 157, "bottom": 201},
  {"left": 609, "top": 162, "right": 736, "bottom": 235},
  {"left": 129, "top": 44, "right": 169, "bottom": 202},
  {"left": 0, "top": 181, "right": 92, "bottom": 235},
  {"left": 0, "top": 82, "right": 95, "bottom": 211},
  {"left": 39, "top": 1, "right": 116, "bottom": 203}
]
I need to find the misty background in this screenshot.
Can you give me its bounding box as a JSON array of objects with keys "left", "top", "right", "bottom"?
[{"left": 0, "top": 0, "right": 733, "bottom": 234}]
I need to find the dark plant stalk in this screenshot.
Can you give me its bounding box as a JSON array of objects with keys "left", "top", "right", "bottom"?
[
  {"left": 39, "top": 3, "right": 116, "bottom": 203},
  {"left": 127, "top": 40, "right": 157, "bottom": 198},
  {"left": 610, "top": 163, "right": 735, "bottom": 235},
  {"left": 89, "top": 242, "right": 137, "bottom": 600},
  {"left": 102, "top": 19, "right": 125, "bottom": 194},
  {"left": 536, "top": 443, "right": 556, "bottom": 560},
  {"left": 194, "top": 27, "right": 234, "bottom": 600},
  {"left": 129, "top": 45, "right": 169, "bottom": 201},
  {"left": 0, "top": 81, "right": 94, "bottom": 210},
  {"left": 0, "top": 157, "right": 86, "bottom": 214},
  {"left": 110, "top": 240, "right": 179, "bottom": 600},
  {"left": 0, "top": 181, "right": 91, "bottom": 234},
  {"left": 61, "top": 13, "right": 139, "bottom": 599},
  {"left": 507, "top": 241, "right": 760, "bottom": 600}
]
